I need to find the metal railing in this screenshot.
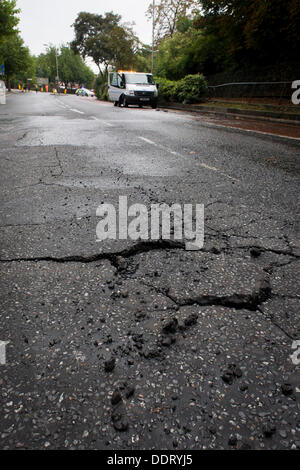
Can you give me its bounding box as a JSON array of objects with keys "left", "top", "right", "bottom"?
[{"left": 208, "top": 81, "right": 294, "bottom": 105}]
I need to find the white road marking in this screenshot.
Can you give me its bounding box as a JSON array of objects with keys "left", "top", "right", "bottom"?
[
  {"left": 199, "top": 163, "right": 239, "bottom": 181},
  {"left": 138, "top": 136, "right": 157, "bottom": 145},
  {"left": 90, "top": 116, "right": 113, "bottom": 126},
  {"left": 90, "top": 116, "right": 114, "bottom": 126},
  {"left": 139, "top": 135, "right": 239, "bottom": 181},
  {"left": 70, "top": 109, "right": 85, "bottom": 114}
]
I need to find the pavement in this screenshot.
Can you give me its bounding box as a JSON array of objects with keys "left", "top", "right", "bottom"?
[
  {"left": 161, "top": 105, "right": 300, "bottom": 139},
  {"left": 0, "top": 91, "right": 299, "bottom": 450}
]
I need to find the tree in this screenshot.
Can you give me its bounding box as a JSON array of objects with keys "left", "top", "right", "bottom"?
[
  {"left": 36, "top": 45, "right": 94, "bottom": 88},
  {"left": 71, "top": 11, "right": 138, "bottom": 75},
  {"left": 59, "top": 46, "right": 94, "bottom": 87},
  {"left": 36, "top": 46, "right": 57, "bottom": 82},
  {"left": 154, "top": 23, "right": 229, "bottom": 79},
  {"left": 0, "top": 34, "right": 35, "bottom": 89},
  {"left": 146, "top": 0, "right": 198, "bottom": 42},
  {"left": 0, "top": 0, "right": 20, "bottom": 42},
  {"left": 134, "top": 44, "right": 153, "bottom": 72},
  {"left": 198, "top": 0, "right": 300, "bottom": 65}
]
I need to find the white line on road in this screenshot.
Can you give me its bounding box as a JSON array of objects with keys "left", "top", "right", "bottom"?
[
  {"left": 199, "top": 163, "right": 239, "bottom": 181},
  {"left": 90, "top": 117, "right": 113, "bottom": 126},
  {"left": 70, "top": 109, "right": 85, "bottom": 114},
  {"left": 138, "top": 135, "right": 239, "bottom": 181},
  {"left": 138, "top": 136, "right": 157, "bottom": 145}
]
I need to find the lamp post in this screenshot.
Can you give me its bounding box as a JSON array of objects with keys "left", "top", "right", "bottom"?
[
  {"left": 43, "top": 44, "right": 60, "bottom": 92},
  {"left": 152, "top": 0, "right": 155, "bottom": 74},
  {"left": 55, "top": 47, "right": 59, "bottom": 84}
]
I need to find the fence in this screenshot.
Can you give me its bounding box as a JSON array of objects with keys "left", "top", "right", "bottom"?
[{"left": 208, "top": 81, "right": 294, "bottom": 104}]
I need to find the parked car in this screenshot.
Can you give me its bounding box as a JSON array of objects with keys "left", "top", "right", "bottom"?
[{"left": 76, "top": 88, "right": 94, "bottom": 97}]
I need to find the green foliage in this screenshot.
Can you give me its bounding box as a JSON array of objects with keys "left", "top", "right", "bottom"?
[
  {"left": 152, "top": 0, "right": 299, "bottom": 82},
  {"left": 155, "top": 77, "right": 178, "bottom": 102},
  {"left": 36, "top": 45, "right": 94, "bottom": 87},
  {"left": 176, "top": 74, "right": 208, "bottom": 103},
  {"left": 59, "top": 46, "right": 94, "bottom": 87},
  {"left": 0, "top": 0, "right": 20, "bottom": 42},
  {"left": 154, "top": 19, "right": 231, "bottom": 80},
  {"left": 94, "top": 74, "right": 109, "bottom": 101},
  {"left": 198, "top": 0, "right": 300, "bottom": 65},
  {"left": 147, "top": 0, "right": 198, "bottom": 41},
  {"left": 71, "top": 12, "right": 138, "bottom": 74},
  {"left": 155, "top": 74, "right": 208, "bottom": 104},
  {"left": 0, "top": 34, "right": 35, "bottom": 89},
  {"left": 133, "top": 45, "right": 152, "bottom": 73}
]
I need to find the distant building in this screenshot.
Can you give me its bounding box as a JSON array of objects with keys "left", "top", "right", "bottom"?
[{"left": 37, "top": 77, "right": 49, "bottom": 86}]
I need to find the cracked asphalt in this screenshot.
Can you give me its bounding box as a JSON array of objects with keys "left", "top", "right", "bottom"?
[{"left": 0, "top": 91, "right": 299, "bottom": 450}]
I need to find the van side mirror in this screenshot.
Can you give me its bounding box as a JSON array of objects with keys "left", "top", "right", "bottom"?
[{"left": 156, "top": 83, "right": 160, "bottom": 89}]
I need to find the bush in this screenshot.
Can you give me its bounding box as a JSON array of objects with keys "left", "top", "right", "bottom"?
[
  {"left": 95, "top": 74, "right": 109, "bottom": 101},
  {"left": 155, "top": 77, "right": 178, "bottom": 103},
  {"left": 156, "top": 74, "right": 208, "bottom": 104},
  {"left": 176, "top": 74, "right": 208, "bottom": 104}
]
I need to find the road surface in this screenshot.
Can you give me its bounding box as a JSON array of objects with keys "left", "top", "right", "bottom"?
[{"left": 0, "top": 91, "right": 299, "bottom": 450}]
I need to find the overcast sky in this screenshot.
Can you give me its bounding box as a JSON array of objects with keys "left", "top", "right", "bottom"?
[{"left": 17, "top": 0, "right": 153, "bottom": 71}]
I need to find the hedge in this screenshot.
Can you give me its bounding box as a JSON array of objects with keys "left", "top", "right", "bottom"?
[{"left": 155, "top": 74, "right": 208, "bottom": 104}]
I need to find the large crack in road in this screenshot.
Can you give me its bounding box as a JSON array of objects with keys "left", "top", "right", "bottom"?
[{"left": 0, "top": 94, "right": 299, "bottom": 450}]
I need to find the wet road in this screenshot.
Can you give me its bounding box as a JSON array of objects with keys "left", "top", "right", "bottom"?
[{"left": 0, "top": 91, "right": 299, "bottom": 450}]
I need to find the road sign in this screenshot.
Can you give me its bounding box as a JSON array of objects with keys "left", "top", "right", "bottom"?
[{"left": 0, "top": 64, "right": 5, "bottom": 75}]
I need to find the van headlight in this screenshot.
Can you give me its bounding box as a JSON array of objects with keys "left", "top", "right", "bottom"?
[{"left": 128, "top": 90, "right": 135, "bottom": 95}]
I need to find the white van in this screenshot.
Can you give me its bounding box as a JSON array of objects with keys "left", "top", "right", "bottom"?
[{"left": 108, "top": 71, "right": 158, "bottom": 108}]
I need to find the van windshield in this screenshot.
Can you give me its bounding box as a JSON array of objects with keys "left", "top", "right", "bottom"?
[{"left": 125, "top": 74, "right": 154, "bottom": 85}]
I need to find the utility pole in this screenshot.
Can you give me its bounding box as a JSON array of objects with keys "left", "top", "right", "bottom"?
[
  {"left": 152, "top": 0, "right": 155, "bottom": 74},
  {"left": 55, "top": 47, "right": 59, "bottom": 82},
  {"left": 55, "top": 47, "right": 60, "bottom": 94},
  {"left": 43, "top": 44, "right": 60, "bottom": 93}
]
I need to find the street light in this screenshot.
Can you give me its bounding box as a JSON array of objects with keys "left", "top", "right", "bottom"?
[
  {"left": 152, "top": 0, "right": 155, "bottom": 74},
  {"left": 43, "top": 44, "right": 60, "bottom": 91}
]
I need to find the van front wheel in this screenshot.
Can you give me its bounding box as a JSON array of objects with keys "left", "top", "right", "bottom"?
[{"left": 121, "top": 95, "right": 128, "bottom": 108}]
